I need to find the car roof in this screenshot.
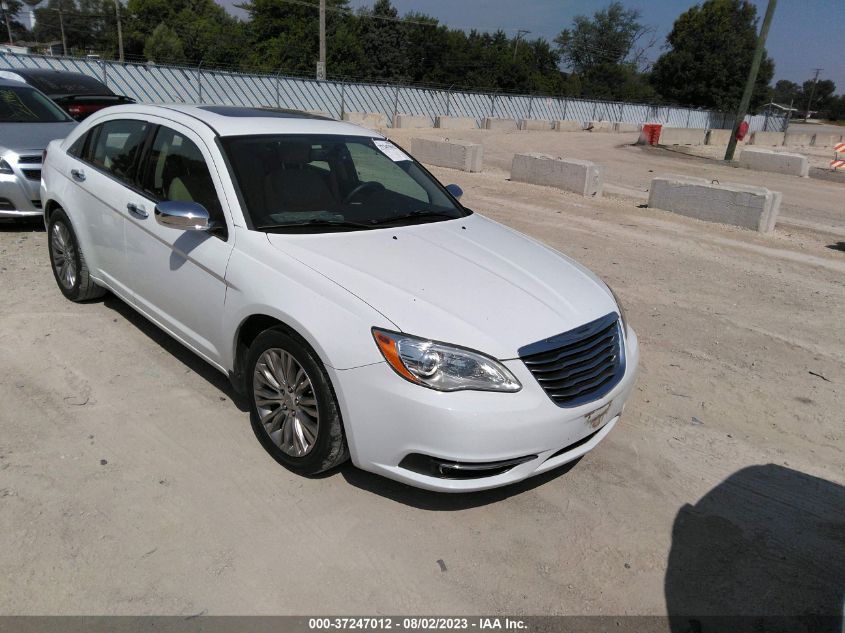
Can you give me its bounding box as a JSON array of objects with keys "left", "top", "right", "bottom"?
[
  {"left": 97, "top": 103, "right": 382, "bottom": 138},
  {"left": 0, "top": 68, "right": 112, "bottom": 95}
]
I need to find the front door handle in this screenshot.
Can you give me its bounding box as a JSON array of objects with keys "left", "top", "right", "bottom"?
[
  {"left": 127, "top": 202, "right": 148, "bottom": 219},
  {"left": 70, "top": 169, "right": 86, "bottom": 182}
]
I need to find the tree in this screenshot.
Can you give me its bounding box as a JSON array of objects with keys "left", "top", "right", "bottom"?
[
  {"left": 555, "top": 2, "right": 652, "bottom": 74},
  {"left": 770, "top": 79, "right": 800, "bottom": 107},
  {"left": 144, "top": 22, "right": 185, "bottom": 64},
  {"left": 651, "top": 0, "right": 774, "bottom": 111},
  {"left": 554, "top": 2, "right": 655, "bottom": 101},
  {"left": 803, "top": 78, "right": 836, "bottom": 116}
]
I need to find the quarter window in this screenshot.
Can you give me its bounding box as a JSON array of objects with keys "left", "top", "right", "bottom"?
[
  {"left": 88, "top": 119, "right": 149, "bottom": 183},
  {"left": 142, "top": 126, "right": 223, "bottom": 225}
]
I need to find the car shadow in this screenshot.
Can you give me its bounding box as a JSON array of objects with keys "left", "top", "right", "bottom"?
[
  {"left": 0, "top": 218, "right": 44, "bottom": 232},
  {"left": 101, "top": 294, "right": 249, "bottom": 412},
  {"left": 340, "top": 458, "right": 581, "bottom": 510},
  {"left": 665, "top": 464, "right": 845, "bottom": 633},
  {"left": 826, "top": 242, "right": 845, "bottom": 253}
]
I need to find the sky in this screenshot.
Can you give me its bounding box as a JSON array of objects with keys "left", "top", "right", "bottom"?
[{"left": 217, "top": 0, "right": 845, "bottom": 91}]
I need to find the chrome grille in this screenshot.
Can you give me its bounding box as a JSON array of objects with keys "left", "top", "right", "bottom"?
[
  {"left": 17, "top": 155, "right": 41, "bottom": 164},
  {"left": 519, "top": 313, "right": 624, "bottom": 408},
  {"left": 22, "top": 169, "right": 41, "bottom": 181}
]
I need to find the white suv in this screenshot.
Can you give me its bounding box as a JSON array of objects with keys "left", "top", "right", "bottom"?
[{"left": 41, "top": 104, "right": 639, "bottom": 492}]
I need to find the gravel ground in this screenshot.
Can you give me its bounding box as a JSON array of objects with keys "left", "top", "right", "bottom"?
[{"left": 0, "top": 129, "right": 842, "bottom": 618}]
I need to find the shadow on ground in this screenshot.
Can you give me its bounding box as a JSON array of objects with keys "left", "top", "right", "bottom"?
[
  {"left": 826, "top": 242, "right": 845, "bottom": 253},
  {"left": 0, "top": 218, "right": 44, "bottom": 232},
  {"left": 101, "top": 294, "right": 249, "bottom": 412},
  {"left": 666, "top": 464, "right": 845, "bottom": 633}
]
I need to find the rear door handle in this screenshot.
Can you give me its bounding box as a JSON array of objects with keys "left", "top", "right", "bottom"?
[
  {"left": 127, "top": 202, "right": 148, "bottom": 219},
  {"left": 70, "top": 169, "right": 86, "bottom": 182}
]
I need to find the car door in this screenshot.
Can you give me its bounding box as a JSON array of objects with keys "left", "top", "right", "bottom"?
[
  {"left": 123, "top": 120, "right": 234, "bottom": 367},
  {"left": 65, "top": 117, "right": 151, "bottom": 297}
]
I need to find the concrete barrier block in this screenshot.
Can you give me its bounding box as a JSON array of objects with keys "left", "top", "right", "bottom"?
[
  {"left": 738, "top": 148, "right": 809, "bottom": 178},
  {"left": 554, "top": 120, "right": 584, "bottom": 132},
  {"left": 435, "top": 115, "right": 477, "bottom": 129},
  {"left": 706, "top": 129, "right": 732, "bottom": 145},
  {"left": 410, "top": 137, "right": 483, "bottom": 173},
  {"left": 393, "top": 113, "right": 432, "bottom": 129},
  {"left": 784, "top": 133, "right": 813, "bottom": 147},
  {"left": 342, "top": 111, "right": 388, "bottom": 129},
  {"left": 518, "top": 118, "right": 553, "bottom": 131},
  {"left": 587, "top": 121, "right": 614, "bottom": 132},
  {"left": 658, "top": 127, "right": 707, "bottom": 145},
  {"left": 483, "top": 117, "right": 519, "bottom": 131},
  {"left": 749, "top": 131, "right": 784, "bottom": 146},
  {"left": 615, "top": 122, "right": 642, "bottom": 133},
  {"left": 648, "top": 175, "right": 781, "bottom": 233},
  {"left": 812, "top": 133, "right": 843, "bottom": 147},
  {"left": 511, "top": 153, "right": 603, "bottom": 197}
]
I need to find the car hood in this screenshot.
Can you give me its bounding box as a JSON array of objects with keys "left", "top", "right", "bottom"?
[
  {"left": 266, "top": 213, "right": 617, "bottom": 360},
  {"left": 0, "top": 121, "right": 77, "bottom": 153}
]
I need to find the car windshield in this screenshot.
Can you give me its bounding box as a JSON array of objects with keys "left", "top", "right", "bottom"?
[
  {"left": 221, "top": 134, "right": 469, "bottom": 232},
  {"left": 0, "top": 85, "right": 73, "bottom": 122}
]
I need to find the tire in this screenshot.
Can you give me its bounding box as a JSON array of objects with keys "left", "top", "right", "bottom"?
[
  {"left": 246, "top": 327, "right": 349, "bottom": 475},
  {"left": 47, "top": 208, "right": 106, "bottom": 302}
]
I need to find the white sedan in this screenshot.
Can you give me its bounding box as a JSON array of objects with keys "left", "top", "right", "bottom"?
[{"left": 40, "top": 104, "right": 639, "bottom": 492}]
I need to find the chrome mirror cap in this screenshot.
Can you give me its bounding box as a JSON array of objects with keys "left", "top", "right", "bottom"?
[
  {"left": 154, "top": 201, "right": 211, "bottom": 231},
  {"left": 445, "top": 184, "right": 463, "bottom": 200}
]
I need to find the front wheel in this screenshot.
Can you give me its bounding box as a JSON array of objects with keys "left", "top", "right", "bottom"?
[
  {"left": 47, "top": 208, "right": 105, "bottom": 302},
  {"left": 246, "top": 328, "right": 349, "bottom": 475}
]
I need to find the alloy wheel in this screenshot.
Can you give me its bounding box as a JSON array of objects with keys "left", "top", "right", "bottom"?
[
  {"left": 51, "top": 222, "right": 77, "bottom": 290},
  {"left": 253, "top": 348, "right": 320, "bottom": 457}
]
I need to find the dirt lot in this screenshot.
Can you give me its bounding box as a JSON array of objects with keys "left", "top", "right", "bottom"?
[{"left": 0, "top": 128, "right": 843, "bottom": 619}]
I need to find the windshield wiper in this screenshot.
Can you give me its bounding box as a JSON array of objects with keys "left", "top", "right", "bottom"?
[
  {"left": 369, "top": 210, "right": 458, "bottom": 226},
  {"left": 258, "top": 219, "right": 375, "bottom": 232}
]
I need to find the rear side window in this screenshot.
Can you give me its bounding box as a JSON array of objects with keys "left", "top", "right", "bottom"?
[
  {"left": 88, "top": 119, "right": 149, "bottom": 183},
  {"left": 140, "top": 126, "right": 223, "bottom": 225}
]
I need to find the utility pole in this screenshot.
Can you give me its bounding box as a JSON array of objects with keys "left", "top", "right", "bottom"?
[
  {"left": 1, "top": 1, "right": 13, "bottom": 45},
  {"left": 803, "top": 67, "right": 822, "bottom": 122},
  {"left": 114, "top": 0, "right": 124, "bottom": 62},
  {"left": 724, "top": 0, "right": 776, "bottom": 161},
  {"left": 316, "top": 0, "right": 326, "bottom": 80},
  {"left": 513, "top": 29, "right": 530, "bottom": 62},
  {"left": 58, "top": 2, "right": 68, "bottom": 56}
]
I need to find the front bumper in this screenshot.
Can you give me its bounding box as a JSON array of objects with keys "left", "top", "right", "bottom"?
[
  {"left": 0, "top": 153, "right": 44, "bottom": 219},
  {"left": 330, "top": 327, "right": 640, "bottom": 492}
]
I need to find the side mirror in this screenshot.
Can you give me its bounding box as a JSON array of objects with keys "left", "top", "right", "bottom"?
[
  {"left": 445, "top": 184, "right": 463, "bottom": 200},
  {"left": 154, "top": 201, "right": 211, "bottom": 231}
]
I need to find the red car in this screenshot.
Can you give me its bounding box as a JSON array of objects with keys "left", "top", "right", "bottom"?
[{"left": 0, "top": 68, "right": 135, "bottom": 121}]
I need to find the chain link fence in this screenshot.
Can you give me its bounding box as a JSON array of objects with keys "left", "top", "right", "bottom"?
[{"left": 0, "top": 52, "right": 788, "bottom": 132}]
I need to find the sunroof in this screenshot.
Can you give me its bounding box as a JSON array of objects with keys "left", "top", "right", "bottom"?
[{"left": 198, "top": 106, "right": 330, "bottom": 119}]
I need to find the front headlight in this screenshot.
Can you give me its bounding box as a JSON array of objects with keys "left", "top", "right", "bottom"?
[
  {"left": 607, "top": 285, "right": 628, "bottom": 332},
  {"left": 0, "top": 159, "right": 13, "bottom": 175},
  {"left": 372, "top": 329, "right": 521, "bottom": 393}
]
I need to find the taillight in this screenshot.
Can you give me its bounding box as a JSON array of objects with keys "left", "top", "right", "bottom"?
[{"left": 67, "top": 104, "right": 105, "bottom": 119}]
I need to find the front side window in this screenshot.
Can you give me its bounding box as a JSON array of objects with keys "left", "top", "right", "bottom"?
[
  {"left": 88, "top": 119, "right": 149, "bottom": 183},
  {"left": 140, "top": 126, "right": 223, "bottom": 224},
  {"left": 221, "top": 134, "right": 468, "bottom": 232},
  {"left": 0, "top": 85, "right": 73, "bottom": 123}
]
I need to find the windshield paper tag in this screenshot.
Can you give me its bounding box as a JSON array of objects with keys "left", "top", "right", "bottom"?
[{"left": 373, "top": 139, "right": 411, "bottom": 162}]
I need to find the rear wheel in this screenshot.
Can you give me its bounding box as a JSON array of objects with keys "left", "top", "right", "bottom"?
[
  {"left": 246, "top": 328, "right": 349, "bottom": 475},
  {"left": 47, "top": 208, "right": 105, "bottom": 302}
]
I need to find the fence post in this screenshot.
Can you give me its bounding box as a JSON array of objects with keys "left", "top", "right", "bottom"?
[
  {"left": 275, "top": 70, "right": 281, "bottom": 107},
  {"left": 591, "top": 101, "right": 597, "bottom": 120},
  {"left": 619, "top": 102, "right": 624, "bottom": 122},
  {"left": 446, "top": 87, "right": 452, "bottom": 116},
  {"left": 686, "top": 109, "right": 691, "bottom": 127},
  {"left": 527, "top": 97, "right": 533, "bottom": 119},
  {"left": 196, "top": 61, "right": 203, "bottom": 103},
  {"left": 101, "top": 60, "right": 107, "bottom": 87},
  {"left": 392, "top": 85, "right": 400, "bottom": 127},
  {"left": 562, "top": 98, "right": 567, "bottom": 121},
  {"left": 339, "top": 82, "right": 346, "bottom": 120},
  {"left": 490, "top": 93, "right": 496, "bottom": 117}
]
